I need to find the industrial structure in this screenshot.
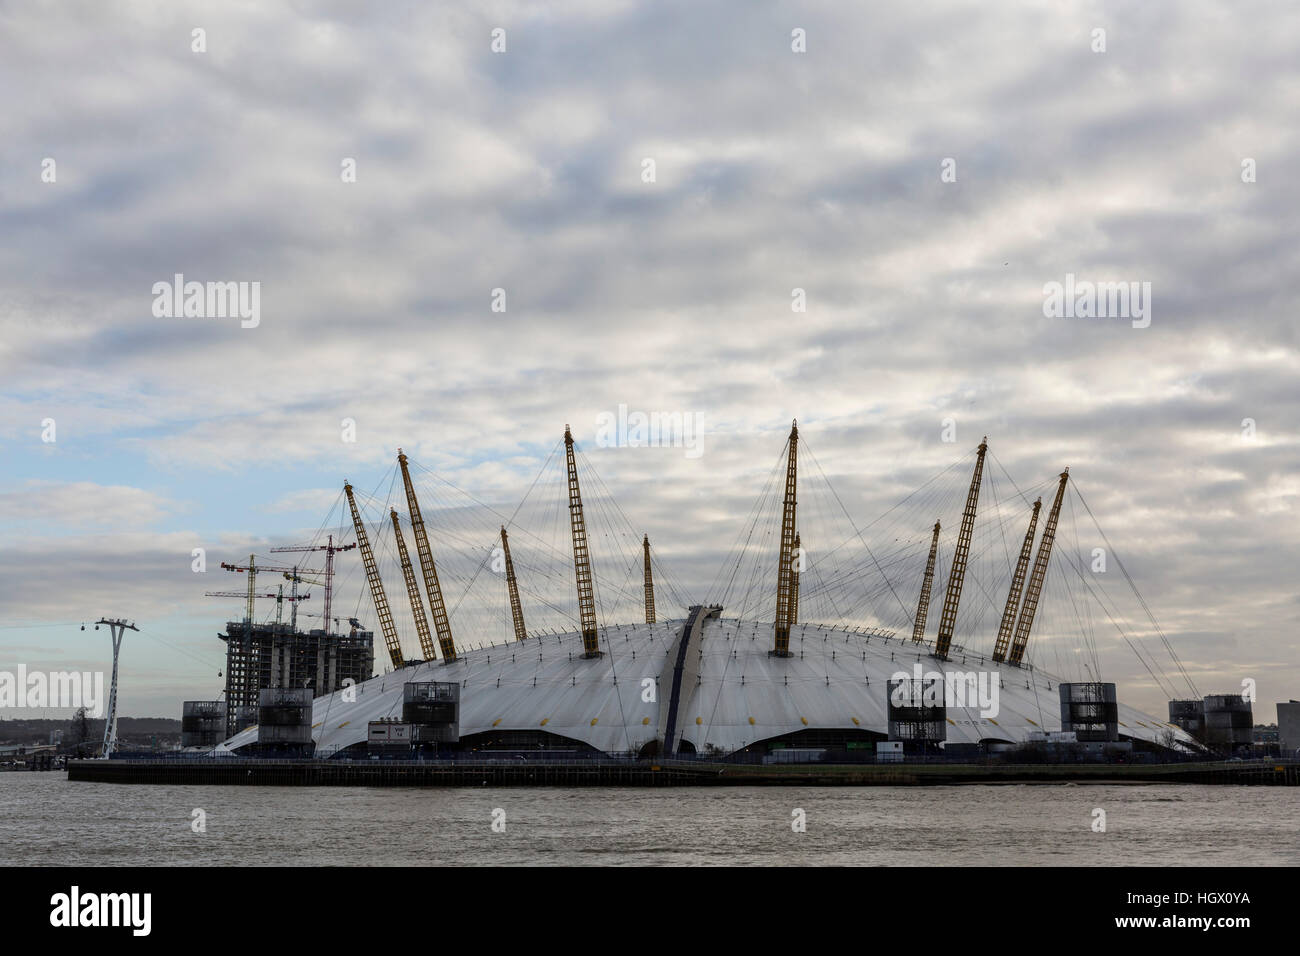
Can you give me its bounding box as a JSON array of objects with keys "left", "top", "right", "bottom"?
[
  {"left": 96, "top": 618, "right": 137, "bottom": 757},
  {"left": 1059, "top": 682, "right": 1120, "bottom": 742},
  {"left": 1166, "top": 695, "right": 1257, "bottom": 755},
  {"left": 181, "top": 700, "right": 224, "bottom": 749},
  {"left": 215, "top": 423, "right": 1201, "bottom": 761}
]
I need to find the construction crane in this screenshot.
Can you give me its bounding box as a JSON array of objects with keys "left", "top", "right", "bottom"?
[
  {"left": 772, "top": 420, "right": 798, "bottom": 657},
  {"left": 397, "top": 449, "right": 457, "bottom": 662},
  {"left": 205, "top": 588, "right": 310, "bottom": 625},
  {"left": 564, "top": 425, "right": 601, "bottom": 658},
  {"left": 270, "top": 537, "right": 355, "bottom": 637},
  {"left": 790, "top": 531, "right": 801, "bottom": 627},
  {"left": 391, "top": 509, "right": 437, "bottom": 660},
  {"left": 501, "top": 526, "right": 527, "bottom": 642},
  {"left": 281, "top": 568, "right": 325, "bottom": 630},
  {"left": 642, "top": 534, "right": 656, "bottom": 624},
  {"left": 911, "top": 520, "right": 941, "bottom": 643},
  {"left": 934, "top": 438, "right": 988, "bottom": 660},
  {"left": 219, "top": 556, "right": 323, "bottom": 627},
  {"left": 344, "top": 481, "right": 404, "bottom": 670},
  {"left": 1007, "top": 470, "right": 1069, "bottom": 667},
  {"left": 992, "top": 497, "right": 1042, "bottom": 663}
]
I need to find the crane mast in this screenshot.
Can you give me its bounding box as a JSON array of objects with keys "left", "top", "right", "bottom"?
[
  {"left": 344, "top": 481, "right": 404, "bottom": 670},
  {"left": 501, "top": 526, "right": 527, "bottom": 642},
  {"left": 564, "top": 425, "right": 601, "bottom": 658},
  {"left": 772, "top": 420, "right": 799, "bottom": 657},
  {"left": 992, "top": 497, "right": 1042, "bottom": 663},
  {"left": 642, "top": 534, "right": 656, "bottom": 624},
  {"left": 1007, "top": 470, "right": 1069, "bottom": 667},
  {"left": 397, "top": 450, "right": 457, "bottom": 662},
  {"left": 219, "top": 553, "right": 258, "bottom": 625},
  {"left": 911, "top": 520, "right": 941, "bottom": 643},
  {"left": 391, "top": 509, "right": 437, "bottom": 660},
  {"left": 221, "top": 556, "right": 321, "bottom": 629},
  {"left": 271, "top": 537, "right": 354, "bottom": 635},
  {"left": 934, "top": 438, "right": 988, "bottom": 660}
]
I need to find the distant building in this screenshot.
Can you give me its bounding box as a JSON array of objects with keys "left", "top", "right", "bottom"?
[
  {"left": 1279, "top": 701, "right": 1300, "bottom": 757},
  {"left": 1202, "top": 694, "right": 1253, "bottom": 754}
]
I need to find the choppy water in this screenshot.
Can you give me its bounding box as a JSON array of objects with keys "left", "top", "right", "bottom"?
[{"left": 2, "top": 773, "right": 1297, "bottom": 865}]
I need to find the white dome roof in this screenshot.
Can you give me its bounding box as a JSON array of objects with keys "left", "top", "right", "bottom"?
[{"left": 221, "top": 614, "right": 1196, "bottom": 755}]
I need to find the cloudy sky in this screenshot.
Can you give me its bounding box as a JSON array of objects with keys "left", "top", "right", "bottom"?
[{"left": 1, "top": 1, "right": 1297, "bottom": 722}]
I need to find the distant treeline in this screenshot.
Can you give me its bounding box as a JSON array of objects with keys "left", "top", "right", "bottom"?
[{"left": 0, "top": 716, "right": 181, "bottom": 744}]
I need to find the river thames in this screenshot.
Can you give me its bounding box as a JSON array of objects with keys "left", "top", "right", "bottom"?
[{"left": 3, "top": 774, "right": 1297, "bottom": 865}]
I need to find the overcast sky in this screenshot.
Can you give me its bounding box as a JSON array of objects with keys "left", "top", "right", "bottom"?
[{"left": 1, "top": 1, "right": 1297, "bottom": 723}]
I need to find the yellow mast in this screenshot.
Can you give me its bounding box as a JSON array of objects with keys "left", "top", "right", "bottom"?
[
  {"left": 344, "top": 482, "right": 403, "bottom": 670},
  {"left": 934, "top": 438, "right": 988, "bottom": 660},
  {"left": 643, "top": 534, "right": 656, "bottom": 624},
  {"left": 1007, "top": 471, "right": 1069, "bottom": 667},
  {"left": 391, "top": 509, "right": 437, "bottom": 660},
  {"left": 397, "top": 449, "right": 457, "bottom": 662},
  {"left": 992, "top": 497, "right": 1042, "bottom": 663},
  {"left": 790, "top": 531, "right": 801, "bottom": 628},
  {"left": 772, "top": 421, "right": 799, "bottom": 657},
  {"left": 501, "top": 526, "right": 527, "bottom": 642},
  {"left": 911, "top": 521, "right": 941, "bottom": 643},
  {"left": 565, "top": 425, "right": 601, "bottom": 658}
]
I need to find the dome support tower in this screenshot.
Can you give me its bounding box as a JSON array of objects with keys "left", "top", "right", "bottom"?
[
  {"left": 772, "top": 420, "right": 799, "bottom": 657},
  {"left": 501, "top": 526, "right": 528, "bottom": 642},
  {"left": 992, "top": 497, "right": 1042, "bottom": 663},
  {"left": 1007, "top": 470, "right": 1069, "bottom": 667},
  {"left": 565, "top": 425, "right": 601, "bottom": 658},
  {"left": 643, "top": 534, "right": 656, "bottom": 625},
  {"left": 344, "top": 481, "right": 404, "bottom": 670},
  {"left": 398, "top": 450, "right": 457, "bottom": 662},
  {"left": 934, "top": 438, "right": 988, "bottom": 660},
  {"left": 911, "top": 520, "right": 941, "bottom": 643},
  {"left": 391, "top": 509, "right": 437, "bottom": 660}
]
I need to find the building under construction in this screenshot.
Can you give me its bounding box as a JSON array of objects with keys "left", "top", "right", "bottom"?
[
  {"left": 217, "top": 423, "right": 1204, "bottom": 761},
  {"left": 219, "top": 622, "right": 374, "bottom": 738}
]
